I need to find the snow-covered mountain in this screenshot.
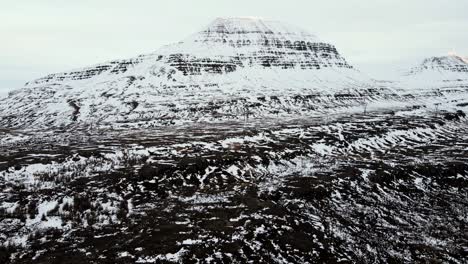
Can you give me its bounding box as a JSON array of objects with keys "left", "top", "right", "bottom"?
[
  {"left": 392, "top": 54, "right": 468, "bottom": 112},
  {"left": 400, "top": 54, "right": 468, "bottom": 91},
  {"left": 2, "top": 18, "right": 467, "bottom": 129},
  {"left": 0, "top": 17, "right": 390, "bottom": 128}
]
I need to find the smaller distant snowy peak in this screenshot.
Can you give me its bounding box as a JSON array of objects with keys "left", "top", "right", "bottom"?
[
  {"left": 398, "top": 54, "right": 468, "bottom": 94},
  {"left": 405, "top": 54, "right": 468, "bottom": 76}
]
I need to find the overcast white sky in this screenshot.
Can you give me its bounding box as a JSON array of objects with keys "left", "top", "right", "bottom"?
[{"left": 1, "top": 0, "right": 467, "bottom": 96}]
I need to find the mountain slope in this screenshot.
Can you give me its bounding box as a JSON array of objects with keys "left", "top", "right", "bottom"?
[{"left": 0, "top": 17, "right": 390, "bottom": 129}]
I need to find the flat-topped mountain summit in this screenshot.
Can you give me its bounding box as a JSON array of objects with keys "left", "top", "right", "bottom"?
[{"left": 160, "top": 16, "right": 354, "bottom": 73}]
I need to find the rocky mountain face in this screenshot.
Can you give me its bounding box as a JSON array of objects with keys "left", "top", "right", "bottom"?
[{"left": 0, "top": 17, "right": 393, "bottom": 129}]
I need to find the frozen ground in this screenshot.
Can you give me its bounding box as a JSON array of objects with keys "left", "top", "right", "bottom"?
[{"left": 0, "top": 104, "right": 467, "bottom": 263}]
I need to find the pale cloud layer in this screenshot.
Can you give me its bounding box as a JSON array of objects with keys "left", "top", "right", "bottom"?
[{"left": 1, "top": 0, "right": 467, "bottom": 95}]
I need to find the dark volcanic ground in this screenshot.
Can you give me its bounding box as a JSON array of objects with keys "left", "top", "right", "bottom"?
[{"left": 0, "top": 109, "right": 467, "bottom": 263}]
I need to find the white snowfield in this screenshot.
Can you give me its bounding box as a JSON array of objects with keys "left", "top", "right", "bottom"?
[{"left": 0, "top": 17, "right": 467, "bottom": 128}]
